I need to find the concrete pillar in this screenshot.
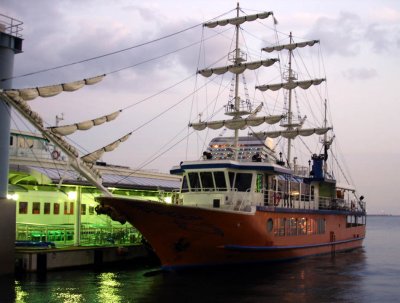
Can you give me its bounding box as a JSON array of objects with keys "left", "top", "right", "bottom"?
[
  {"left": 0, "top": 198, "right": 16, "bottom": 276},
  {"left": 0, "top": 17, "right": 23, "bottom": 276}
]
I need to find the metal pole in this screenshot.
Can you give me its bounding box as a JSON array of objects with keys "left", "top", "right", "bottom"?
[{"left": 74, "top": 186, "right": 82, "bottom": 246}]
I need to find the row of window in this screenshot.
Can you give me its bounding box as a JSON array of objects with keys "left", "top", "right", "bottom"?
[
  {"left": 18, "top": 201, "right": 95, "bottom": 216},
  {"left": 266, "top": 217, "right": 326, "bottom": 236},
  {"left": 346, "top": 215, "right": 366, "bottom": 227},
  {"left": 182, "top": 171, "right": 253, "bottom": 192}
]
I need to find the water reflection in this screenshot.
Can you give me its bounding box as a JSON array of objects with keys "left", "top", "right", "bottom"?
[
  {"left": 11, "top": 217, "right": 400, "bottom": 302},
  {"left": 97, "top": 272, "right": 121, "bottom": 303}
]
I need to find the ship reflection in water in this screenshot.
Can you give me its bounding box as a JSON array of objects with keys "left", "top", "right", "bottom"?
[
  {"left": 5, "top": 250, "right": 367, "bottom": 303},
  {"left": 4, "top": 216, "right": 400, "bottom": 303}
]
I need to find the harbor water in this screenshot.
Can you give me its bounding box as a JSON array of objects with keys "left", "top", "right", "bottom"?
[{"left": 1, "top": 215, "right": 399, "bottom": 303}]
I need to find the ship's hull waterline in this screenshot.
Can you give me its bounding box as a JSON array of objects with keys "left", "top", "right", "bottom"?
[{"left": 97, "top": 197, "right": 365, "bottom": 269}]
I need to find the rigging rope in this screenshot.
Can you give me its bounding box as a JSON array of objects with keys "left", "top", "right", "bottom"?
[{"left": 1, "top": 9, "right": 235, "bottom": 83}]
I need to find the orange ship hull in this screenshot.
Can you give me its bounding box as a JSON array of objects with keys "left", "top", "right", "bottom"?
[{"left": 98, "top": 197, "right": 365, "bottom": 270}]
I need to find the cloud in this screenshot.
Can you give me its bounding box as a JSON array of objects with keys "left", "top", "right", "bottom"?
[
  {"left": 341, "top": 68, "right": 378, "bottom": 80},
  {"left": 307, "top": 12, "right": 363, "bottom": 57}
]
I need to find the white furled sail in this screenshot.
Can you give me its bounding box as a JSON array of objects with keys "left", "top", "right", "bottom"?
[
  {"left": 262, "top": 40, "right": 319, "bottom": 53},
  {"left": 204, "top": 11, "right": 273, "bottom": 28},
  {"left": 256, "top": 79, "right": 325, "bottom": 92},
  {"left": 47, "top": 110, "right": 121, "bottom": 136},
  {"left": 4, "top": 74, "right": 106, "bottom": 101},
  {"left": 190, "top": 115, "right": 284, "bottom": 131},
  {"left": 81, "top": 132, "right": 132, "bottom": 163},
  {"left": 198, "top": 59, "right": 278, "bottom": 77},
  {"left": 2, "top": 93, "right": 44, "bottom": 126},
  {"left": 255, "top": 127, "right": 332, "bottom": 139}
]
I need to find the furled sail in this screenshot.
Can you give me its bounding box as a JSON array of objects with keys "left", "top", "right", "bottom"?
[
  {"left": 255, "top": 127, "right": 332, "bottom": 139},
  {"left": 199, "top": 59, "right": 279, "bottom": 77},
  {"left": 81, "top": 132, "right": 132, "bottom": 163},
  {"left": 47, "top": 110, "right": 121, "bottom": 136},
  {"left": 262, "top": 40, "right": 319, "bottom": 53},
  {"left": 204, "top": 11, "right": 273, "bottom": 28},
  {"left": 256, "top": 78, "right": 325, "bottom": 92},
  {"left": 190, "top": 115, "right": 284, "bottom": 131},
  {"left": 4, "top": 74, "right": 105, "bottom": 101}
]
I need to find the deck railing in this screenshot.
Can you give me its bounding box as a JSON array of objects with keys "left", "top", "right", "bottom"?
[{"left": 16, "top": 223, "right": 141, "bottom": 247}]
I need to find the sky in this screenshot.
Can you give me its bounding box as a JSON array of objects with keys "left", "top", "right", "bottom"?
[{"left": 1, "top": 0, "right": 399, "bottom": 214}]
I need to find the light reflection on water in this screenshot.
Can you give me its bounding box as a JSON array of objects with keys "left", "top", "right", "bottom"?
[{"left": 2, "top": 216, "right": 400, "bottom": 303}]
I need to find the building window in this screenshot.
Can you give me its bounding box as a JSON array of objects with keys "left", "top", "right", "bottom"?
[
  {"left": 32, "top": 202, "right": 40, "bottom": 214},
  {"left": 81, "top": 204, "right": 86, "bottom": 215},
  {"left": 64, "top": 201, "right": 74, "bottom": 215},
  {"left": 89, "top": 206, "right": 95, "bottom": 215},
  {"left": 19, "top": 201, "right": 28, "bottom": 214},
  {"left": 10, "top": 135, "right": 14, "bottom": 146},
  {"left": 54, "top": 202, "right": 60, "bottom": 215},
  {"left": 44, "top": 202, "right": 51, "bottom": 214}
]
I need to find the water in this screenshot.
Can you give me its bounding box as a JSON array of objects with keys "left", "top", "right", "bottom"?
[{"left": 1, "top": 216, "right": 400, "bottom": 303}]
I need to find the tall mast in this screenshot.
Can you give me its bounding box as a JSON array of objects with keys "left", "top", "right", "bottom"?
[
  {"left": 286, "top": 32, "right": 294, "bottom": 167},
  {"left": 233, "top": 2, "right": 240, "bottom": 160}
]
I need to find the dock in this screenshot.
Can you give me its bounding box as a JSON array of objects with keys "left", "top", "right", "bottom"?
[{"left": 15, "top": 244, "right": 149, "bottom": 273}]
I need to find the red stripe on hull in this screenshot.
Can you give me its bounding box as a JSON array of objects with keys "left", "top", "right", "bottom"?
[{"left": 98, "top": 197, "right": 366, "bottom": 269}]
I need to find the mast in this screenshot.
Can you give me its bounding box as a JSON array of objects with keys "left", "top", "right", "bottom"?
[
  {"left": 286, "top": 32, "right": 294, "bottom": 167},
  {"left": 194, "top": 5, "right": 281, "bottom": 159},
  {"left": 233, "top": 3, "right": 240, "bottom": 160}
]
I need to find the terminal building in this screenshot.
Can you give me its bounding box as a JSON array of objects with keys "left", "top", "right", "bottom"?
[{"left": 8, "top": 129, "right": 181, "bottom": 247}]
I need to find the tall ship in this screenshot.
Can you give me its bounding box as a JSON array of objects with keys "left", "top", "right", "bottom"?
[{"left": 96, "top": 4, "right": 367, "bottom": 269}]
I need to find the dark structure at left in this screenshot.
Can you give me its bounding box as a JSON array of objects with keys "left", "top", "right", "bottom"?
[{"left": 0, "top": 13, "right": 23, "bottom": 276}]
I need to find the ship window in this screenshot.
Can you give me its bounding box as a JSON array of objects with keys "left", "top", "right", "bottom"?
[
  {"left": 181, "top": 175, "right": 189, "bottom": 193},
  {"left": 54, "top": 202, "right": 60, "bottom": 215},
  {"left": 44, "top": 202, "right": 51, "bottom": 215},
  {"left": 277, "top": 218, "right": 286, "bottom": 236},
  {"left": 235, "top": 173, "right": 252, "bottom": 192},
  {"left": 19, "top": 201, "right": 28, "bottom": 214},
  {"left": 317, "top": 218, "right": 326, "bottom": 234},
  {"left": 188, "top": 172, "right": 201, "bottom": 191},
  {"left": 89, "top": 206, "right": 95, "bottom": 215},
  {"left": 81, "top": 204, "right": 86, "bottom": 215},
  {"left": 298, "top": 218, "right": 307, "bottom": 235},
  {"left": 229, "top": 172, "right": 235, "bottom": 189},
  {"left": 307, "top": 218, "right": 316, "bottom": 235},
  {"left": 200, "top": 172, "right": 214, "bottom": 190},
  {"left": 256, "top": 174, "right": 263, "bottom": 193},
  {"left": 288, "top": 218, "right": 297, "bottom": 236},
  {"left": 32, "top": 202, "right": 40, "bottom": 214},
  {"left": 213, "top": 171, "right": 226, "bottom": 190},
  {"left": 267, "top": 218, "right": 273, "bottom": 232}
]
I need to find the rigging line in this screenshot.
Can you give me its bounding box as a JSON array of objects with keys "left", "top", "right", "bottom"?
[
  {"left": 128, "top": 74, "right": 218, "bottom": 135},
  {"left": 108, "top": 27, "right": 232, "bottom": 76},
  {"left": 121, "top": 47, "right": 230, "bottom": 112},
  {"left": 187, "top": 26, "right": 205, "bottom": 161},
  {"left": 10, "top": 110, "right": 64, "bottom": 179},
  {"left": 114, "top": 128, "right": 196, "bottom": 185},
  {"left": 1, "top": 9, "right": 236, "bottom": 83}
]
